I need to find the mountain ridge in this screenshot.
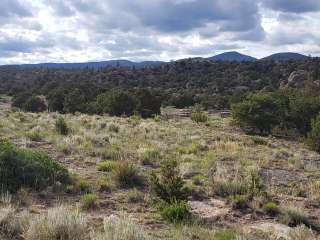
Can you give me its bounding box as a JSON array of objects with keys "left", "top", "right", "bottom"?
[{"left": 0, "top": 51, "right": 310, "bottom": 69}]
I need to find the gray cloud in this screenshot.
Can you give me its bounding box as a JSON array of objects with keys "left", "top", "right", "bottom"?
[
  {"left": 0, "top": 0, "right": 320, "bottom": 64},
  {"left": 0, "top": 0, "right": 31, "bottom": 17},
  {"left": 262, "top": 0, "right": 320, "bottom": 13},
  {"left": 55, "top": 0, "right": 263, "bottom": 35}
]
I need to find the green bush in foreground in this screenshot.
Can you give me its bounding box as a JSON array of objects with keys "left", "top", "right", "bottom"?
[
  {"left": 151, "top": 159, "right": 190, "bottom": 204},
  {"left": 0, "top": 140, "right": 69, "bottom": 193}
]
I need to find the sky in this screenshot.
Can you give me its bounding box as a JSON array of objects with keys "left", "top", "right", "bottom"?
[{"left": 0, "top": 0, "right": 320, "bottom": 64}]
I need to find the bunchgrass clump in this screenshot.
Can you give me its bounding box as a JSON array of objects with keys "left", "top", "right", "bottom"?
[
  {"left": 108, "top": 124, "right": 119, "bottom": 133},
  {"left": 24, "top": 206, "right": 87, "bottom": 240},
  {"left": 263, "top": 202, "right": 279, "bottom": 216},
  {"left": 127, "top": 189, "right": 145, "bottom": 203},
  {"left": 214, "top": 229, "right": 236, "bottom": 240},
  {"left": 113, "top": 162, "right": 144, "bottom": 188},
  {"left": 213, "top": 180, "right": 248, "bottom": 198},
  {"left": 25, "top": 130, "right": 42, "bottom": 141},
  {"left": 280, "top": 208, "right": 312, "bottom": 228},
  {"left": 81, "top": 194, "right": 98, "bottom": 210},
  {"left": 140, "top": 149, "right": 161, "bottom": 166},
  {"left": 97, "top": 161, "right": 117, "bottom": 172},
  {"left": 191, "top": 112, "right": 208, "bottom": 123},
  {"left": 94, "top": 216, "right": 150, "bottom": 240},
  {"left": 159, "top": 200, "right": 190, "bottom": 223}
]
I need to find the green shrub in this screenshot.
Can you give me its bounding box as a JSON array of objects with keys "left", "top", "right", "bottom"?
[
  {"left": 113, "top": 162, "right": 144, "bottom": 188},
  {"left": 191, "top": 112, "right": 208, "bottom": 123},
  {"left": 63, "top": 88, "right": 86, "bottom": 113},
  {"left": 231, "top": 92, "right": 286, "bottom": 134},
  {"left": 80, "top": 194, "right": 98, "bottom": 209},
  {"left": 263, "top": 202, "right": 279, "bottom": 216},
  {"left": 97, "top": 90, "right": 138, "bottom": 117},
  {"left": 55, "top": 117, "right": 70, "bottom": 135},
  {"left": 307, "top": 114, "right": 320, "bottom": 152},
  {"left": 23, "top": 96, "right": 46, "bottom": 113},
  {"left": 151, "top": 160, "right": 190, "bottom": 204},
  {"left": 160, "top": 201, "right": 190, "bottom": 223},
  {"left": 47, "top": 90, "right": 65, "bottom": 113},
  {"left": 0, "top": 140, "right": 69, "bottom": 193},
  {"left": 134, "top": 89, "right": 161, "bottom": 118},
  {"left": 97, "top": 161, "right": 117, "bottom": 172},
  {"left": 286, "top": 91, "right": 320, "bottom": 135},
  {"left": 12, "top": 92, "right": 32, "bottom": 109}
]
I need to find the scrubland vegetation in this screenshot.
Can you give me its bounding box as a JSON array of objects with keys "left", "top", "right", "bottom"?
[
  {"left": 0, "top": 57, "right": 320, "bottom": 240},
  {"left": 1, "top": 88, "right": 320, "bottom": 239}
]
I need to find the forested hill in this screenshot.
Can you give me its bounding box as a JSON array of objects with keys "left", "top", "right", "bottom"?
[{"left": 0, "top": 58, "right": 320, "bottom": 108}]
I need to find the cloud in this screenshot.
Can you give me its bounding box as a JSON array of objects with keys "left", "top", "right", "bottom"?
[
  {"left": 0, "top": 0, "right": 319, "bottom": 64},
  {"left": 262, "top": 0, "right": 320, "bottom": 13},
  {"left": 0, "top": 0, "right": 31, "bottom": 17}
]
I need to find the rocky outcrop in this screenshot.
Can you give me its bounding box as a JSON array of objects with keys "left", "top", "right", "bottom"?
[
  {"left": 189, "top": 199, "right": 230, "bottom": 223},
  {"left": 285, "top": 70, "right": 309, "bottom": 88}
]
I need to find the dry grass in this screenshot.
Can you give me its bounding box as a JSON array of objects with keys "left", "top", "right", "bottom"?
[
  {"left": 23, "top": 206, "right": 87, "bottom": 240},
  {"left": 1, "top": 97, "right": 320, "bottom": 239},
  {"left": 93, "top": 215, "right": 151, "bottom": 240}
]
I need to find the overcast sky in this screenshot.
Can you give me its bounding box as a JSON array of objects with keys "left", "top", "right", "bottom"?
[{"left": 0, "top": 0, "right": 320, "bottom": 64}]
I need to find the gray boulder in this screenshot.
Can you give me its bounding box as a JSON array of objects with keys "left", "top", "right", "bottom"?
[{"left": 286, "top": 70, "right": 309, "bottom": 88}]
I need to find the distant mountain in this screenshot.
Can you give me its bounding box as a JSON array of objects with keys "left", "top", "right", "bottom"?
[
  {"left": 261, "top": 52, "right": 308, "bottom": 61},
  {"left": 0, "top": 52, "right": 313, "bottom": 70},
  {"left": 207, "top": 51, "right": 257, "bottom": 62},
  {"left": 4, "top": 60, "right": 166, "bottom": 69}
]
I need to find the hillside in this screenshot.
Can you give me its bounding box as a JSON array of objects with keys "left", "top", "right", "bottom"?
[
  {"left": 2, "top": 60, "right": 165, "bottom": 69},
  {"left": 207, "top": 51, "right": 257, "bottom": 62},
  {"left": 0, "top": 52, "right": 311, "bottom": 70},
  {"left": 261, "top": 52, "right": 308, "bottom": 61},
  {"left": 0, "top": 96, "right": 319, "bottom": 239},
  {"left": 1, "top": 58, "right": 320, "bottom": 110}
]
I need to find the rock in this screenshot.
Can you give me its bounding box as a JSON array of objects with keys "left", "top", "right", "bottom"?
[
  {"left": 233, "top": 86, "right": 249, "bottom": 92},
  {"left": 189, "top": 199, "right": 230, "bottom": 223},
  {"left": 260, "top": 168, "right": 305, "bottom": 186},
  {"left": 247, "top": 222, "right": 291, "bottom": 239},
  {"left": 286, "top": 70, "right": 309, "bottom": 88}
]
